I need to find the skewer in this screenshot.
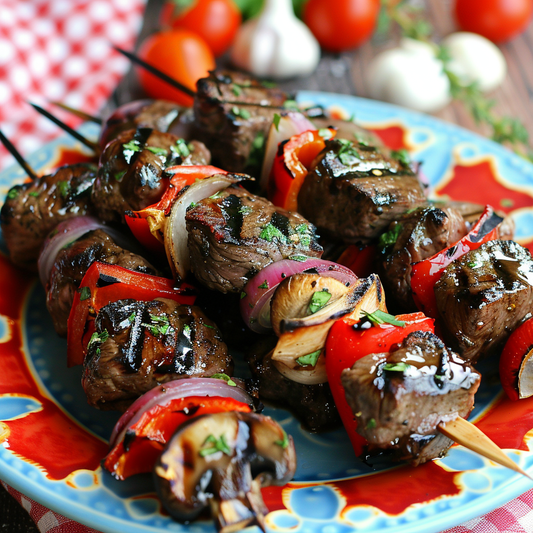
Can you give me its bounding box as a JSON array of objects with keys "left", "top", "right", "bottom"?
[
  {"left": 50, "top": 102, "right": 102, "bottom": 125},
  {"left": 0, "top": 129, "right": 39, "bottom": 180},
  {"left": 114, "top": 47, "right": 287, "bottom": 111},
  {"left": 439, "top": 416, "right": 532, "bottom": 479},
  {"left": 28, "top": 102, "right": 100, "bottom": 154}
]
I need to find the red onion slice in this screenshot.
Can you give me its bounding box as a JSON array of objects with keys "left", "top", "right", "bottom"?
[
  {"left": 260, "top": 112, "right": 316, "bottom": 192},
  {"left": 109, "top": 377, "right": 252, "bottom": 449},
  {"left": 239, "top": 258, "right": 357, "bottom": 333},
  {"left": 164, "top": 175, "right": 241, "bottom": 279}
]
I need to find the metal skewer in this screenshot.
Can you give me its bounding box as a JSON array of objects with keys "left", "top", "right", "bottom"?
[
  {"left": 28, "top": 102, "right": 100, "bottom": 154},
  {"left": 50, "top": 102, "right": 102, "bottom": 125},
  {"left": 0, "top": 129, "right": 39, "bottom": 181}
]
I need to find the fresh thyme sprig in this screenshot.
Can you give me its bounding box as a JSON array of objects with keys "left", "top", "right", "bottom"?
[{"left": 378, "top": 0, "right": 533, "bottom": 162}]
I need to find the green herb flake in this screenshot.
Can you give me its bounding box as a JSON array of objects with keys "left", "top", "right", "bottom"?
[
  {"left": 363, "top": 309, "right": 406, "bottom": 327},
  {"left": 391, "top": 149, "right": 411, "bottom": 166},
  {"left": 57, "top": 180, "right": 71, "bottom": 198},
  {"left": 468, "top": 261, "right": 479, "bottom": 268},
  {"left": 308, "top": 289, "right": 331, "bottom": 314},
  {"left": 232, "top": 106, "right": 251, "bottom": 120},
  {"left": 318, "top": 128, "right": 334, "bottom": 140},
  {"left": 378, "top": 223, "right": 403, "bottom": 252},
  {"left": 128, "top": 312, "right": 136, "bottom": 323},
  {"left": 289, "top": 255, "right": 308, "bottom": 262},
  {"left": 171, "top": 138, "right": 190, "bottom": 159},
  {"left": 232, "top": 85, "right": 242, "bottom": 97},
  {"left": 123, "top": 139, "right": 142, "bottom": 162},
  {"left": 296, "top": 224, "right": 308, "bottom": 234},
  {"left": 239, "top": 205, "right": 253, "bottom": 215},
  {"left": 366, "top": 418, "right": 377, "bottom": 429},
  {"left": 240, "top": 291, "right": 247, "bottom": 300},
  {"left": 79, "top": 286, "right": 91, "bottom": 301},
  {"left": 273, "top": 113, "right": 281, "bottom": 131},
  {"left": 274, "top": 429, "right": 289, "bottom": 449},
  {"left": 211, "top": 373, "right": 237, "bottom": 387},
  {"left": 258, "top": 280, "right": 269, "bottom": 290},
  {"left": 383, "top": 362, "right": 411, "bottom": 372},
  {"left": 296, "top": 349, "right": 321, "bottom": 367},
  {"left": 146, "top": 146, "right": 168, "bottom": 156},
  {"left": 209, "top": 190, "right": 226, "bottom": 200},
  {"left": 188, "top": 202, "right": 197, "bottom": 209},
  {"left": 88, "top": 329, "right": 109, "bottom": 349},
  {"left": 259, "top": 223, "right": 286, "bottom": 243},
  {"left": 199, "top": 434, "right": 232, "bottom": 457},
  {"left": 500, "top": 198, "right": 514, "bottom": 208},
  {"left": 114, "top": 170, "right": 127, "bottom": 182},
  {"left": 283, "top": 99, "right": 299, "bottom": 111},
  {"left": 262, "top": 80, "right": 277, "bottom": 88},
  {"left": 7, "top": 188, "right": 19, "bottom": 200}
]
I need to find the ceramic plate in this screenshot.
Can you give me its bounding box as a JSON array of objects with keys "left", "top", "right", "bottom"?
[{"left": 1, "top": 92, "right": 533, "bottom": 533}]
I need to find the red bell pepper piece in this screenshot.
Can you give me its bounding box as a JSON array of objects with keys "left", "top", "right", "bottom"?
[
  {"left": 410, "top": 205, "right": 504, "bottom": 318},
  {"left": 325, "top": 312, "right": 435, "bottom": 456},
  {"left": 499, "top": 317, "right": 533, "bottom": 401},
  {"left": 103, "top": 396, "right": 251, "bottom": 480},
  {"left": 125, "top": 165, "right": 228, "bottom": 251},
  {"left": 268, "top": 128, "right": 336, "bottom": 212},
  {"left": 336, "top": 244, "right": 377, "bottom": 278},
  {"left": 66, "top": 262, "right": 196, "bottom": 367}
]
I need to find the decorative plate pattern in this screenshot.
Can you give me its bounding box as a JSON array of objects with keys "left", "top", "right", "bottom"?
[{"left": 1, "top": 94, "right": 533, "bottom": 533}]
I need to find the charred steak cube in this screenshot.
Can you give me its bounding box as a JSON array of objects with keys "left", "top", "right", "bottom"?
[
  {"left": 82, "top": 298, "right": 232, "bottom": 411},
  {"left": 297, "top": 139, "right": 427, "bottom": 244},
  {"left": 194, "top": 70, "right": 289, "bottom": 173},
  {"left": 46, "top": 229, "right": 158, "bottom": 337},
  {"left": 1, "top": 163, "right": 97, "bottom": 270},
  {"left": 435, "top": 239, "right": 533, "bottom": 363},
  {"left": 92, "top": 127, "right": 210, "bottom": 223},
  {"left": 378, "top": 205, "right": 467, "bottom": 312},
  {"left": 186, "top": 186, "right": 322, "bottom": 293},
  {"left": 341, "top": 331, "right": 480, "bottom": 466}
]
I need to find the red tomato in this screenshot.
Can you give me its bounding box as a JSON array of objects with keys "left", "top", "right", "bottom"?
[
  {"left": 160, "top": 0, "right": 241, "bottom": 57},
  {"left": 137, "top": 29, "right": 215, "bottom": 106},
  {"left": 303, "top": 0, "right": 380, "bottom": 52},
  {"left": 454, "top": 0, "right": 533, "bottom": 43}
]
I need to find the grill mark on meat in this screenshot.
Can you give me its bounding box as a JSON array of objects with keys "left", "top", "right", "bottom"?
[{"left": 218, "top": 194, "right": 244, "bottom": 243}]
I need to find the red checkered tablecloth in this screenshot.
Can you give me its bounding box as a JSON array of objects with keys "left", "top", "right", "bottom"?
[{"left": 1, "top": 1, "right": 533, "bottom": 532}]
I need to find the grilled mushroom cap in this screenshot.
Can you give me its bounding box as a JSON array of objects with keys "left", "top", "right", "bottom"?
[{"left": 154, "top": 411, "right": 296, "bottom": 533}]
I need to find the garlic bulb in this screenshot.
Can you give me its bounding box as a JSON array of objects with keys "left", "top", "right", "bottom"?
[
  {"left": 442, "top": 32, "right": 506, "bottom": 93},
  {"left": 368, "top": 38, "right": 451, "bottom": 113},
  {"left": 230, "top": 0, "right": 320, "bottom": 79}
]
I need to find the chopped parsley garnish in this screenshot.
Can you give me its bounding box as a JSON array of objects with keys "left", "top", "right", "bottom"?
[
  {"left": 308, "top": 289, "right": 331, "bottom": 314},
  {"left": 240, "top": 291, "right": 247, "bottom": 299},
  {"left": 128, "top": 312, "right": 136, "bottom": 323},
  {"left": 366, "top": 418, "right": 377, "bottom": 429},
  {"left": 336, "top": 139, "right": 360, "bottom": 165},
  {"left": 273, "top": 113, "right": 281, "bottom": 131},
  {"left": 123, "top": 139, "right": 142, "bottom": 162},
  {"left": 114, "top": 170, "right": 126, "bottom": 182},
  {"left": 199, "top": 434, "right": 232, "bottom": 457},
  {"left": 259, "top": 223, "right": 286, "bottom": 243},
  {"left": 378, "top": 223, "right": 403, "bottom": 252},
  {"left": 289, "top": 255, "right": 308, "bottom": 262},
  {"left": 88, "top": 329, "right": 109, "bottom": 350},
  {"left": 57, "top": 180, "right": 70, "bottom": 198},
  {"left": 28, "top": 191, "right": 40, "bottom": 197},
  {"left": 296, "top": 349, "right": 321, "bottom": 367},
  {"left": 258, "top": 280, "right": 269, "bottom": 289},
  {"left": 274, "top": 429, "right": 289, "bottom": 449},
  {"left": 79, "top": 286, "right": 91, "bottom": 301},
  {"left": 211, "top": 373, "right": 237, "bottom": 387},
  {"left": 500, "top": 198, "right": 514, "bottom": 207},
  {"left": 318, "top": 128, "right": 334, "bottom": 140},
  {"left": 283, "top": 99, "right": 299, "bottom": 111},
  {"left": 296, "top": 224, "right": 308, "bottom": 234},
  {"left": 354, "top": 133, "right": 369, "bottom": 146},
  {"left": 232, "top": 85, "right": 242, "bottom": 96},
  {"left": 363, "top": 309, "right": 406, "bottom": 327},
  {"left": 468, "top": 261, "right": 479, "bottom": 268},
  {"left": 188, "top": 201, "right": 197, "bottom": 209},
  {"left": 391, "top": 149, "right": 411, "bottom": 166},
  {"left": 232, "top": 106, "right": 251, "bottom": 120},
  {"left": 7, "top": 188, "right": 19, "bottom": 200},
  {"left": 146, "top": 146, "right": 168, "bottom": 156},
  {"left": 141, "top": 314, "right": 173, "bottom": 337},
  {"left": 382, "top": 362, "right": 411, "bottom": 372},
  {"left": 170, "top": 138, "right": 191, "bottom": 158},
  {"left": 239, "top": 205, "right": 253, "bottom": 215},
  {"left": 209, "top": 190, "right": 226, "bottom": 200},
  {"left": 262, "top": 80, "right": 277, "bottom": 88}
]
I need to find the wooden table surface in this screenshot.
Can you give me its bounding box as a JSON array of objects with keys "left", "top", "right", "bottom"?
[{"left": 3, "top": 0, "right": 533, "bottom": 531}]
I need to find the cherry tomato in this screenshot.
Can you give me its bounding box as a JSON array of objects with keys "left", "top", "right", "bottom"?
[
  {"left": 303, "top": 0, "right": 380, "bottom": 52},
  {"left": 137, "top": 29, "right": 215, "bottom": 106},
  {"left": 160, "top": 0, "right": 241, "bottom": 56},
  {"left": 454, "top": 0, "right": 533, "bottom": 43}
]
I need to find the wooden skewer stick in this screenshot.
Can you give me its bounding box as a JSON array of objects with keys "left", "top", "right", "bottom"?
[
  {"left": 0, "top": 129, "right": 39, "bottom": 181},
  {"left": 50, "top": 102, "right": 102, "bottom": 125},
  {"left": 439, "top": 416, "right": 532, "bottom": 479},
  {"left": 29, "top": 102, "right": 100, "bottom": 154}
]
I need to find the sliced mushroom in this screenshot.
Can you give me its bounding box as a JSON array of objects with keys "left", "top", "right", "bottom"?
[
  {"left": 154, "top": 411, "right": 296, "bottom": 533},
  {"left": 270, "top": 273, "right": 386, "bottom": 384}
]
